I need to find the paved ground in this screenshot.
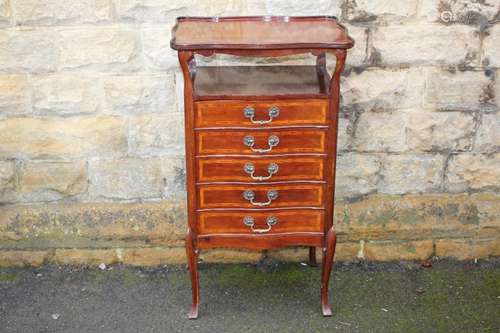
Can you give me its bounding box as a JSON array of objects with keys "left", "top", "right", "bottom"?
[{"left": 0, "top": 257, "right": 499, "bottom": 332}]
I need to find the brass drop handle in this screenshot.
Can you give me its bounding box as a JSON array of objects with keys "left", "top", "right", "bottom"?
[
  {"left": 243, "top": 216, "right": 278, "bottom": 233},
  {"left": 243, "top": 162, "right": 279, "bottom": 181},
  {"left": 243, "top": 106, "right": 280, "bottom": 124},
  {"left": 243, "top": 135, "right": 279, "bottom": 153},
  {"left": 242, "top": 189, "right": 278, "bottom": 206}
]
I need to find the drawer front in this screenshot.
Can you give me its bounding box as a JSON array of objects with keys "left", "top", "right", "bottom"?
[
  {"left": 197, "top": 156, "right": 325, "bottom": 183},
  {"left": 194, "top": 99, "right": 328, "bottom": 128},
  {"left": 196, "top": 129, "right": 327, "bottom": 155},
  {"left": 198, "top": 210, "right": 324, "bottom": 235},
  {"left": 198, "top": 184, "right": 324, "bottom": 209}
]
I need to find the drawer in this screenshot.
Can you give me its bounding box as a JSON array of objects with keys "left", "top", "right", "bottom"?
[
  {"left": 198, "top": 209, "right": 324, "bottom": 235},
  {"left": 196, "top": 129, "right": 327, "bottom": 155},
  {"left": 198, "top": 184, "right": 324, "bottom": 209},
  {"left": 197, "top": 156, "right": 325, "bottom": 183},
  {"left": 194, "top": 99, "right": 328, "bottom": 128}
]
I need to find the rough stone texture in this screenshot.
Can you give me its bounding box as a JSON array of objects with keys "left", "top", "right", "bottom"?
[
  {"left": 352, "top": 110, "right": 408, "bottom": 152},
  {"left": 364, "top": 240, "right": 433, "bottom": 261},
  {"left": 53, "top": 248, "right": 118, "bottom": 266},
  {"left": 335, "top": 153, "right": 381, "bottom": 198},
  {"left": 32, "top": 74, "right": 102, "bottom": 115},
  {"left": 424, "top": 69, "right": 494, "bottom": 111},
  {"left": 122, "top": 247, "right": 186, "bottom": 266},
  {"left": 200, "top": 249, "right": 262, "bottom": 263},
  {"left": 435, "top": 239, "right": 500, "bottom": 260},
  {"left": 379, "top": 154, "right": 445, "bottom": 195},
  {"left": 103, "top": 74, "right": 176, "bottom": 114},
  {"left": 341, "top": 24, "right": 367, "bottom": 67},
  {"left": 342, "top": 68, "right": 424, "bottom": 111},
  {"left": 142, "top": 25, "right": 178, "bottom": 71},
  {"left": 446, "top": 153, "right": 500, "bottom": 192},
  {"left": 252, "top": 0, "right": 341, "bottom": 16},
  {"left": 406, "top": 110, "right": 476, "bottom": 152},
  {"left": 0, "top": 160, "right": 15, "bottom": 203},
  {"left": 13, "top": 0, "right": 112, "bottom": 26},
  {"left": 373, "top": 24, "right": 479, "bottom": 66},
  {"left": 474, "top": 113, "right": 500, "bottom": 153},
  {"left": 89, "top": 158, "right": 164, "bottom": 200},
  {"left": 128, "top": 113, "right": 184, "bottom": 156},
  {"left": 420, "top": 0, "right": 500, "bottom": 24},
  {"left": 0, "top": 250, "right": 51, "bottom": 267},
  {"left": 114, "top": 0, "right": 194, "bottom": 22},
  {"left": 0, "top": 29, "right": 58, "bottom": 72},
  {"left": 0, "top": 74, "right": 30, "bottom": 116},
  {"left": 58, "top": 27, "right": 141, "bottom": 71},
  {"left": 0, "top": 0, "right": 10, "bottom": 27},
  {"left": 344, "top": 0, "right": 419, "bottom": 22},
  {"left": 18, "top": 161, "right": 87, "bottom": 202},
  {"left": 0, "top": 116, "right": 127, "bottom": 159},
  {"left": 483, "top": 24, "right": 500, "bottom": 68}
]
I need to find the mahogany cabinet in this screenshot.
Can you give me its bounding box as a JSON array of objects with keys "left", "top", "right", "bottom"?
[{"left": 170, "top": 16, "right": 354, "bottom": 318}]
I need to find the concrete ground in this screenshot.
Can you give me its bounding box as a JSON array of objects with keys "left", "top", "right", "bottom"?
[{"left": 0, "top": 257, "right": 499, "bottom": 333}]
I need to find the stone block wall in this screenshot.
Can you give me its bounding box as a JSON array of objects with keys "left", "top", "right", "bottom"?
[{"left": 0, "top": 0, "right": 499, "bottom": 266}]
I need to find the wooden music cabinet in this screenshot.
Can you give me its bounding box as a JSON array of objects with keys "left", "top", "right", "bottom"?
[{"left": 170, "top": 16, "right": 354, "bottom": 319}]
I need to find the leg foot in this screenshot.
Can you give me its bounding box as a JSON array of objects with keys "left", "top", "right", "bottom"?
[
  {"left": 309, "top": 247, "right": 317, "bottom": 266},
  {"left": 186, "top": 229, "right": 199, "bottom": 319},
  {"left": 321, "top": 228, "right": 337, "bottom": 317}
]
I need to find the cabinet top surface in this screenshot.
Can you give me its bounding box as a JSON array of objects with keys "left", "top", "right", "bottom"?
[{"left": 170, "top": 16, "right": 354, "bottom": 51}]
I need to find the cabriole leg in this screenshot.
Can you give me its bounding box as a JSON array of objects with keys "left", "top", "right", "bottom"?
[
  {"left": 185, "top": 230, "right": 199, "bottom": 319},
  {"left": 320, "top": 228, "right": 337, "bottom": 316}
]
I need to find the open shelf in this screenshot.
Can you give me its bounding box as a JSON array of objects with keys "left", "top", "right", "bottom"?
[{"left": 193, "top": 66, "right": 330, "bottom": 100}]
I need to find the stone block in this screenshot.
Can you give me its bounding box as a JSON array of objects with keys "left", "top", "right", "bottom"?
[
  {"left": 474, "top": 113, "right": 500, "bottom": 153},
  {"left": 373, "top": 24, "right": 479, "bottom": 66},
  {"left": 0, "top": 250, "right": 51, "bottom": 267},
  {"left": 341, "top": 68, "right": 424, "bottom": 111},
  {"left": 53, "top": 248, "right": 118, "bottom": 266},
  {"left": 335, "top": 153, "right": 381, "bottom": 198},
  {"left": 114, "top": 0, "right": 194, "bottom": 22},
  {"left": 18, "top": 161, "right": 87, "bottom": 202},
  {"left": 0, "top": 29, "right": 58, "bottom": 72},
  {"left": 160, "top": 156, "right": 185, "bottom": 199},
  {"left": 142, "top": 25, "right": 178, "bottom": 70},
  {"left": 363, "top": 240, "right": 433, "bottom": 261},
  {"left": 128, "top": 113, "right": 184, "bottom": 156},
  {"left": 32, "top": 74, "right": 101, "bottom": 115},
  {"left": 352, "top": 110, "right": 408, "bottom": 152},
  {"left": 344, "top": 0, "right": 418, "bottom": 22},
  {"left": 424, "top": 69, "right": 493, "bottom": 111},
  {"left": 379, "top": 154, "right": 445, "bottom": 195},
  {"left": 0, "top": 116, "right": 127, "bottom": 159},
  {"left": 0, "top": 74, "right": 30, "bottom": 116},
  {"left": 103, "top": 73, "right": 176, "bottom": 114},
  {"left": 121, "top": 247, "right": 186, "bottom": 266},
  {"left": 406, "top": 110, "right": 476, "bottom": 152},
  {"left": 248, "top": 0, "right": 341, "bottom": 16},
  {"left": 89, "top": 158, "right": 164, "bottom": 200},
  {"left": 0, "top": 160, "right": 16, "bottom": 203},
  {"left": 420, "top": 0, "right": 500, "bottom": 24},
  {"left": 58, "top": 27, "right": 141, "bottom": 71},
  {"left": 13, "top": 0, "right": 112, "bottom": 25},
  {"left": 0, "top": 0, "right": 10, "bottom": 26},
  {"left": 0, "top": 201, "right": 187, "bottom": 245},
  {"left": 342, "top": 24, "right": 368, "bottom": 67},
  {"left": 446, "top": 153, "right": 500, "bottom": 192},
  {"left": 435, "top": 238, "right": 500, "bottom": 260},
  {"left": 200, "top": 249, "right": 262, "bottom": 263},
  {"left": 483, "top": 24, "right": 500, "bottom": 67}
]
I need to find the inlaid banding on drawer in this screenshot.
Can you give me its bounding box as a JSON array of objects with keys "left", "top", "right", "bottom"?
[
  {"left": 198, "top": 184, "right": 324, "bottom": 209},
  {"left": 197, "top": 156, "right": 325, "bottom": 183},
  {"left": 196, "top": 129, "right": 327, "bottom": 155},
  {"left": 194, "top": 99, "right": 328, "bottom": 128},
  {"left": 198, "top": 210, "right": 324, "bottom": 235}
]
